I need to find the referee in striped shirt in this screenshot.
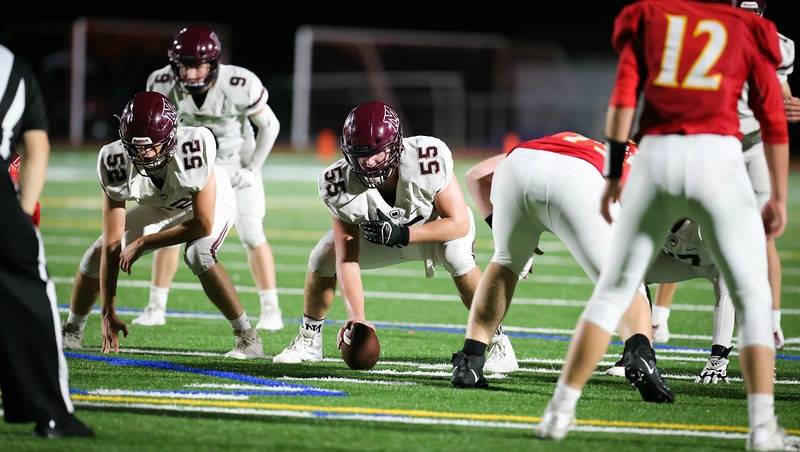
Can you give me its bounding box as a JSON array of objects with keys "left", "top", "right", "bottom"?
[{"left": 0, "top": 44, "right": 93, "bottom": 438}]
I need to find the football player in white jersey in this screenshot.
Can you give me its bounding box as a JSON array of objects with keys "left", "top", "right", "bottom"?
[
  {"left": 135, "top": 25, "right": 283, "bottom": 331},
  {"left": 450, "top": 132, "right": 671, "bottom": 400},
  {"left": 61, "top": 92, "right": 264, "bottom": 359},
  {"left": 272, "top": 101, "right": 518, "bottom": 373},
  {"left": 649, "top": 0, "right": 794, "bottom": 352},
  {"left": 603, "top": 219, "right": 737, "bottom": 382}
]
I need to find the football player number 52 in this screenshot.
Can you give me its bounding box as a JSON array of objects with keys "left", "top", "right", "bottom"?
[
  {"left": 182, "top": 140, "right": 203, "bottom": 169},
  {"left": 653, "top": 15, "right": 727, "bottom": 91}
]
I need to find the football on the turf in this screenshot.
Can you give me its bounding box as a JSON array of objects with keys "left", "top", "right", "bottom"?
[{"left": 340, "top": 322, "right": 380, "bottom": 370}]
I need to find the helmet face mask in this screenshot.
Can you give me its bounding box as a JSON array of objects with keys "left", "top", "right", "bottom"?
[
  {"left": 168, "top": 25, "right": 222, "bottom": 94},
  {"left": 118, "top": 92, "right": 179, "bottom": 177},
  {"left": 341, "top": 102, "right": 404, "bottom": 188}
]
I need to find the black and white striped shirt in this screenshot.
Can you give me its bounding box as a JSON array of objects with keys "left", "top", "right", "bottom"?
[{"left": 0, "top": 45, "right": 48, "bottom": 164}]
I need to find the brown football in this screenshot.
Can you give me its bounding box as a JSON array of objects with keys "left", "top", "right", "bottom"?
[{"left": 340, "top": 322, "right": 380, "bottom": 370}]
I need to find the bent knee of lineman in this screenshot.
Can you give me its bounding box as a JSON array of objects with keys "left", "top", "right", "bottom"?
[
  {"left": 79, "top": 237, "right": 103, "bottom": 279},
  {"left": 184, "top": 239, "right": 219, "bottom": 275},
  {"left": 236, "top": 216, "right": 266, "bottom": 249},
  {"left": 307, "top": 231, "right": 336, "bottom": 277}
]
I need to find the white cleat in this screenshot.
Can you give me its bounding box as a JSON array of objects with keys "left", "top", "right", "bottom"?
[
  {"left": 272, "top": 327, "right": 323, "bottom": 364},
  {"left": 132, "top": 305, "right": 166, "bottom": 326},
  {"left": 484, "top": 330, "right": 519, "bottom": 373},
  {"left": 747, "top": 417, "right": 800, "bottom": 451},
  {"left": 652, "top": 323, "right": 670, "bottom": 344},
  {"left": 537, "top": 402, "right": 577, "bottom": 440},
  {"left": 223, "top": 328, "right": 265, "bottom": 359},
  {"left": 256, "top": 303, "right": 284, "bottom": 331},
  {"left": 62, "top": 323, "right": 84, "bottom": 350}
]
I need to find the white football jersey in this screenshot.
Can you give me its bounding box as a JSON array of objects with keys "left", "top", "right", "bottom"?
[
  {"left": 146, "top": 64, "right": 268, "bottom": 164},
  {"left": 738, "top": 32, "right": 794, "bottom": 135},
  {"left": 97, "top": 126, "right": 216, "bottom": 209},
  {"left": 660, "top": 219, "right": 714, "bottom": 267},
  {"left": 319, "top": 136, "right": 454, "bottom": 226}
]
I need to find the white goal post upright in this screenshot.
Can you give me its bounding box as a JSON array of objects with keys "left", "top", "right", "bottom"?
[{"left": 290, "top": 26, "right": 509, "bottom": 150}]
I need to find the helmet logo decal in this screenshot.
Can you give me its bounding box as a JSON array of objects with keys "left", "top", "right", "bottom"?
[
  {"left": 382, "top": 106, "right": 400, "bottom": 133},
  {"left": 131, "top": 137, "right": 153, "bottom": 145}
]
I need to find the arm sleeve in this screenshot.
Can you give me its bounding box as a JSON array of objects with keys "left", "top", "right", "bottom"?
[{"left": 244, "top": 104, "right": 280, "bottom": 170}]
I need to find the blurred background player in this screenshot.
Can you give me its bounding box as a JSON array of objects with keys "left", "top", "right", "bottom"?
[
  {"left": 137, "top": 25, "right": 283, "bottom": 330},
  {"left": 273, "top": 101, "right": 518, "bottom": 373},
  {"left": 537, "top": 1, "right": 794, "bottom": 449},
  {"left": 62, "top": 92, "right": 264, "bottom": 359},
  {"left": 0, "top": 44, "right": 93, "bottom": 437},
  {"left": 450, "top": 132, "right": 671, "bottom": 402},
  {"left": 650, "top": 0, "right": 795, "bottom": 353}
]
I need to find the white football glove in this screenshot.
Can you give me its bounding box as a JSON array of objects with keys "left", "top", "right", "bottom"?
[
  {"left": 695, "top": 355, "right": 730, "bottom": 384},
  {"left": 230, "top": 168, "right": 257, "bottom": 189}
]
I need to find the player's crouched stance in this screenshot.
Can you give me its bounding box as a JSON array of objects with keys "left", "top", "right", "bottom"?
[
  {"left": 273, "top": 101, "right": 518, "bottom": 373},
  {"left": 62, "top": 92, "right": 264, "bottom": 359}
]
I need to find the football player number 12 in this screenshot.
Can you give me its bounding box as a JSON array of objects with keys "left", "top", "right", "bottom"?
[{"left": 653, "top": 14, "right": 727, "bottom": 91}]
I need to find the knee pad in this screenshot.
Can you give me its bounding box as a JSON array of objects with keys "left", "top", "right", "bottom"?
[
  {"left": 184, "top": 240, "right": 218, "bottom": 275},
  {"left": 736, "top": 295, "right": 774, "bottom": 349},
  {"left": 580, "top": 288, "right": 634, "bottom": 335},
  {"left": 79, "top": 237, "right": 103, "bottom": 278},
  {"left": 236, "top": 216, "right": 266, "bottom": 249},
  {"left": 307, "top": 232, "right": 336, "bottom": 277}
]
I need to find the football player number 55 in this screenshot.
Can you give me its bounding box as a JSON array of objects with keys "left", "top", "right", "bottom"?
[{"left": 654, "top": 15, "right": 727, "bottom": 91}]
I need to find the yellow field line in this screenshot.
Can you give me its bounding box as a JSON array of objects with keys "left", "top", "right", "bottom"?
[{"left": 72, "top": 394, "right": 800, "bottom": 435}]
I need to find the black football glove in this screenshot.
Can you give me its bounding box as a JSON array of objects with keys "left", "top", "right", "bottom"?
[{"left": 361, "top": 209, "right": 410, "bottom": 247}]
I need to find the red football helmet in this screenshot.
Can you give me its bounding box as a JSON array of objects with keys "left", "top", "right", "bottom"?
[
  {"left": 168, "top": 25, "right": 222, "bottom": 93},
  {"left": 738, "top": 0, "right": 766, "bottom": 15},
  {"left": 118, "top": 92, "right": 178, "bottom": 175},
  {"left": 341, "top": 101, "right": 404, "bottom": 188}
]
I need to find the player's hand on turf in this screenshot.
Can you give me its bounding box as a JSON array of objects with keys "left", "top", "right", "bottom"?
[
  {"left": 762, "top": 198, "right": 786, "bottom": 240},
  {"left": 694, "top": 356, "right": 730, "bottom": 384},
  {"left": 230, "top": 168, "right": 257, "bottom": 189},
  {"left": 101, "top": 310, "right": 129, "bottom": 353},
  {"left": 337, "top": 320, "right": 376, "bottom": 349},
  {"left": 600, "top": 179, "right": 622, "bottom": 224},
  {"left": 120, "top": 237, "right": 145, "bottom": 274},
  {"left": 361, "top": 209, "right": 409, "bottom": 247},
  {"left": 785, "top": 96, "right": 800, "bottom": 123}
]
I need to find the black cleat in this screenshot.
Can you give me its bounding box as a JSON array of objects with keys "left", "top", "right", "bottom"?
[
  {"left": 623, "top": 343, "right": 674, "bottom": 403},
  {"left": 34, "top": 414, "right": 95, "bottom": 438},
  {"left": 451, "top": 351, "right": 488, "bottom": 388}
]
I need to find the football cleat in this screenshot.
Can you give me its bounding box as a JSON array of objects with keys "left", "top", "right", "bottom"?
[
  {"left": 604, "top": 356, "right": 626, "bottom": 378},
  {"left": 273, "top": 326, "right": 323, "bottom": 363},
  {"left": 652, "top": 322, "right": 670, "bottom": 344},
  {"left": 623, "top": 342, "right": 674, "bottom": 403},
  {"left": 223, "top": 328, "right": 264, "bottom": 359},
  {"left": 747, "top": 417, "right": 800, "bottom": 451},
  {"left": 34, "top": 414, "right": 94, "bottom": 438},
  {"left": 537, "top": 401, "right": 577, "bottom": 440},
  {"left": 451, "top": 351, "right": 488, "bottom": 388},
  {"left": 131, "top": 305, "right": 166, "bottom": 326},
  {"left": 485, "top": 328, "right": 519, "bottom": 373},
  {"left": 256, "top": 302, "right": 284, "bottom": 331},
  {"left": 62, "top": 322, "right": 83, "bottom": 350}
]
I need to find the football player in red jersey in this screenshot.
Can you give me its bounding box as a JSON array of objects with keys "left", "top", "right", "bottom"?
[
  {"left": 450, "top": 132, "right": 673, "bottom": 398},
  {"left": 537, "top": 2, "right": 793, "bottom": 448}
]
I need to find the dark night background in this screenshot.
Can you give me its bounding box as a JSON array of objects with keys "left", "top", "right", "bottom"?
[{"left": 1, "top": 2, "right": 798, "bottom": 150}]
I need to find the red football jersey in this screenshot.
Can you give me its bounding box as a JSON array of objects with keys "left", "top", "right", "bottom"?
[
  {"left": 8, "top": 153, "right": 41, "bottom": 227},
  {"left": 610, "top": 0, "right": 787, "bottom": 144},
  {"left": 511, "top": 131, "right": 638, "bottom": 182}
]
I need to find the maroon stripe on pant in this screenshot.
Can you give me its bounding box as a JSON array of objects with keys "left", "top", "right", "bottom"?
[{"left": 210, "top": 222, "right": 231, "bottom": 262}]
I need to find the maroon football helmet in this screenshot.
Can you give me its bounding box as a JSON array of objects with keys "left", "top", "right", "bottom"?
[
  {"left": 738, "top": 0, "right": 766, "bottom": 15},
  {"left": 168, "top": 25, "right": 222, "bottom": 93},
  {"left": 341, "top": 101, "right": 404, "bottom": 188},
  {"left": 118, "top": 92, "right": 178, "bottom": 175}
]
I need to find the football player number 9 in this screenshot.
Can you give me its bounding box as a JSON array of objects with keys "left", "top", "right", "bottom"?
[{"left": 653, "top": 15, "right": 727, "bottom": 91}]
